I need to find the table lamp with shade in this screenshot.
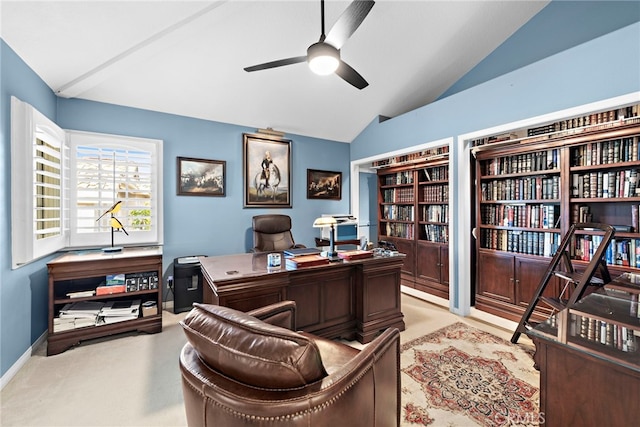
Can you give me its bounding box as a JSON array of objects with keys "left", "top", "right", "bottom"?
[{"left": 313, "top": 216, "right": 339, "bottom": 260}]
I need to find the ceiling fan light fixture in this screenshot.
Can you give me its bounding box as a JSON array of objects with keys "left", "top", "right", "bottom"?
[{"left": 307, "top": 42, "right": 339, "bottom": 75}]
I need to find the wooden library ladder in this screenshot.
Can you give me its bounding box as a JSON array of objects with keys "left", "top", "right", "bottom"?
[{"left": 511, "top": 223, "right": 615, "bottom": 344}]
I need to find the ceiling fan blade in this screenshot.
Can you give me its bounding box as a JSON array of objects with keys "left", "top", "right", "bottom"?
[
  {"left": 324, "top": 0, "right": 375, "bottom": 49},
  {"left": 335, "top": 60, "right": 368, "bottom": 90},
  {"left": 244, "top": 56, "right": 307, "bottom": 72}
]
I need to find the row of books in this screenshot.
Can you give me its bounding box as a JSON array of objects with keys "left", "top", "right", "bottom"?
[
  {"left": 570, "top": 204, "right": 593, "bottom": 223},
  {"left": 421, "top": 184, "right": 448, "bottom": 203},
  {"left": 571, "top": 137, "right": 638, "bottom": 166},
  {"left": 528, "top": 105, "right": 640, "bottom": 138},
  {"left": 421, "top": 204, "right": 448, "bottom": 223},
  {"left": 481, "top": 229, "right": 560, "bottom": 257},
  {"left": 570, "top": 169, "right": 640, "bottom": 199},
  {"left": 381, "top": 171, "right": 413, "bottom": 185},
  {"left": 569, "top": 314, "right": 638, "bottom": 353},
  {"left": 472, "top": 105, "right": 640, "bottom": 147},
  {"left": 382, "top": 204, "right": 414, "bottom": 221},
  {"left": 383, "top": 222, "right": 414, "bottom": 240},
  {"left": 480, "top": 176, "right": 560, "bottom": 202},
  {"left": 54, "top": 299, "right": 142, "bottom": 332},
  {"left": 372, "top": 146, "right": 449, "bottom": 168},
  {"left": 381, "top": 187, "right": 414, "bottom": 203},
  {"left": 481, "top": 204, "right": 559, "bottom": 229},
  {"left": 572, "top": 236, "right": 640, "bottom": 268},
  {"left": 422, "top": 224, "right": 448, "bottom": 243},
  {"left": 422, "top": 166, "right": 448, "bottom": 181},
  {"left": 481, "top": 149, "right": 558, "bottom": 175}
]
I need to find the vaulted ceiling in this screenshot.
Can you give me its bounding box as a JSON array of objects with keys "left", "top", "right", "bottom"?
[{"left": 1, "top": 1, "right": 551, "bottom": 142}]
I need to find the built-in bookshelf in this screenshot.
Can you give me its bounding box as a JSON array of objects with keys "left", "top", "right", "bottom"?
[
  {"left": 472, "top": 102, "right": 640, "bottom": 323},
  {"left": 376, "top": 146, "right": 450, "bottom": 299}
]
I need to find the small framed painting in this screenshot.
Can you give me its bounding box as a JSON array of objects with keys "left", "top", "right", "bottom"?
[
  {"left": 307, "top": 169, "right": 341, "bottom": 200},
  {"left": 177, "top": 157, "right": 226, "bottom": 196},
  {"left": 243, "top": 133, "right": 292, "bottom": 208}
]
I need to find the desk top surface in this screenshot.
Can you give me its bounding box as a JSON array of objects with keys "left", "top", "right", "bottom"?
[{"left": 199, "top": 251, "right": 405, "bottom": 283}]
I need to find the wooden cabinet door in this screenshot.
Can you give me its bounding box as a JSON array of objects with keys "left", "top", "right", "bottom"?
[
  {"left": 515, "top": 257, "right": 557, "bottom": 316},
  {"left": 440, "top": 246, "right": 449, "bottom": 287},
  {"left": 416, "top": 243, "right": 441, "bottom": 283},
  {"left": 387, "top": 237, "right": 416, "bottom": 277},
  {"left": 477, "top": 252, "right": 515, "bottom": 303}
]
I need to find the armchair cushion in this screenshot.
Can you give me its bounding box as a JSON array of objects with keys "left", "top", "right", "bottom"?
[{"left": 180, "top": 303, "right": 327, "bottom": 389}]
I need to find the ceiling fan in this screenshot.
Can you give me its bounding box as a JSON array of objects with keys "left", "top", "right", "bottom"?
[{"left": 244, "top": 0, "right": 375, "bottom": 89}]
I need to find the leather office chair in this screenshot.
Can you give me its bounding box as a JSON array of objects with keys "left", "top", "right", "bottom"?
[
  {"left": 179, "top": 301, "right": 401, "bottom": 427},
  {"left": 250, "top": 214, "right": 305, "bottom": 252}
]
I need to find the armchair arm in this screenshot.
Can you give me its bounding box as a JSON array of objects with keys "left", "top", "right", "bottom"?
[{"left": 247, "top": 300, "right": 297, "bottom": 331}]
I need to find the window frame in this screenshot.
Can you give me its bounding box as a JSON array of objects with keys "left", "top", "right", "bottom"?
[{"left": 67, "top": 130, "right": 163, "bottom": 249}]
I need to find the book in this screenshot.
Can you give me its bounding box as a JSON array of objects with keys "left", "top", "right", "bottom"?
[
  {"left": 96, "top": 285, "right": 126, "bottom": 295},
  {"left": 285, "top": 255, "right": 330, "bottom": 268},
  {"left": 283, "top": 247, "right": 322, "bottom": 257},
  {"left": 66, "top": 290, "right": 96, "bottom": 298},
  {"left": 337, "top": 250, "right": 374, "bottom": 260}
]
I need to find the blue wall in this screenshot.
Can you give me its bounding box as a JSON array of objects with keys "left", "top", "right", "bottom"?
[
  {"left": 1, "top": 40, "right": 350, "bottom": 378},
  {"left": 1, "top": 39, "right": 60, "bottom": 379},
  {"left": 440, "top": 0, "right": 640, "bottom": 100}
]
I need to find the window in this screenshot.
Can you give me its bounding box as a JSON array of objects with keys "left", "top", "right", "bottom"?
[
  {"left": 11, "top": 97, "right": 163, "bottom": 269},
  {"left": 68, "top": 131, "right": 163, "bottom": 249}
]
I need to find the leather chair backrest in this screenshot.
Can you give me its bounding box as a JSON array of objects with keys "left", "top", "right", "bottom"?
[
  {"left": 181, "top": 303, "right": 327, "bottom": 388},
  {"left": 252, "top": 214, "right": 296, "bottom": 252}
]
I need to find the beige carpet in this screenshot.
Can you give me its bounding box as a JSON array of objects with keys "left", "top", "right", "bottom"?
[{"left": 0, "top": 294, "right": 537, "bottom": 426}]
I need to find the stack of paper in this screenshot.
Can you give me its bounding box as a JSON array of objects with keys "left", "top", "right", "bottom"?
[
  {"left": 97, "top": 300, "right": 141, "bottom": 325},
  {"left": 55, "top": 301, "right": 105, "bottom": 331}
]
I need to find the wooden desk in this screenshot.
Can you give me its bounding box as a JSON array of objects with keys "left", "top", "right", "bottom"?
[{"left": 199, "top": 252, "right": 406, "bottom": 343}]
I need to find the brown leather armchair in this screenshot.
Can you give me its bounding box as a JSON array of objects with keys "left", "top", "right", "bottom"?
[
  {"left": 179, "top": 301, "right": 400, "bottom": 427},
  {"left": 250, "top": 214, "right": 306, "bottom": 252}
]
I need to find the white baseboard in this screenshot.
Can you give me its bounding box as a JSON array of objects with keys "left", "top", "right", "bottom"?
[{"left": 1, "top": 331, "right": 47, "bottom": 391}]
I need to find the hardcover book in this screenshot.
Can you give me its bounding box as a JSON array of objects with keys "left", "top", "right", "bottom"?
[
  {"left": 285, "top": 255, "right": 330, "bottom": 269},
  {"left": 337, "top": 250, "right": 374, "bottom": 261}
]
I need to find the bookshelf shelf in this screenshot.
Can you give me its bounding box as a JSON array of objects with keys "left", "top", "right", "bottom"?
[
  {"left": 474, "top": 102, "right": 640, "bottom": 323},
  {"left": 46, "top": 247, "right": 163, "bottom": 356},
  {"left": 376, "top": 146, "right": 450, "bottom": 299}
]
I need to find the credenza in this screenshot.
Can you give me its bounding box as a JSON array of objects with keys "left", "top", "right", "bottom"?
[{"left": 199, "top": 252, "right": 406, "bottom": 343}]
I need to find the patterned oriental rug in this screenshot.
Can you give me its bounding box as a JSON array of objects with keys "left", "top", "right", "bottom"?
[{"left": 400, "top": 322, "right": 540, "bottom": 427}]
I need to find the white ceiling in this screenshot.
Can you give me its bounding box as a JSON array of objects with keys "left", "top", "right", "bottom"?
[{"left": 1, "top": 0, "right": 549, "bottom": 142}]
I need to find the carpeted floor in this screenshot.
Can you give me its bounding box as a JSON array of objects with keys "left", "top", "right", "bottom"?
[{"left": 0, "top": 293, "right": 538, "bottom": 426}]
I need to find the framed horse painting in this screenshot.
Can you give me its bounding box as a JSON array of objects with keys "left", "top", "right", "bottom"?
[{"left": 243, "top": 132, "right": 292, "bottom": 208}]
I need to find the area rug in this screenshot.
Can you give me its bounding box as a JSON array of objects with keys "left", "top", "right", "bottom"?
[{"left": 400, "top": 322, "right": 540, "bottom": 427}]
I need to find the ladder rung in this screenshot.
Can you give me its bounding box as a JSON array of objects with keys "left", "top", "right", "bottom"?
[
  {"left": 539, "top": 296, "right": 567, "bottom": 311},
  {"left": 552, "top": 270, "right": 605, "bottom": 285}
]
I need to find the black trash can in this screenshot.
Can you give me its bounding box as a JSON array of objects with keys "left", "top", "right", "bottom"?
[{"left": 173, "top": 256, "right": 203, "bottom": 313}]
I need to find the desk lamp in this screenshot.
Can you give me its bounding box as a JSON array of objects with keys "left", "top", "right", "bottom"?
[{"left": 313, "top": 216, "right": 338, "bottom": 260}]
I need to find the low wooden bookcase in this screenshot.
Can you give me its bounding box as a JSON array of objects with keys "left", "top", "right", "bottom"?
[{"left": 47, "top": 247, "right": 163, "bottom": 356}]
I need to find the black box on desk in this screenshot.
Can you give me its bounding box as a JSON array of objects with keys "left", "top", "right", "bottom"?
[{"left": 173, "top": 256, "right": 203, "bottom": 314}]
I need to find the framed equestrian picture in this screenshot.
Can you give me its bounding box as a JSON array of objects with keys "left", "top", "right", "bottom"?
[
  {"left": 307, "top": 169, "right": 342, "bottom": 200},
  {"left": 177, "top": 157, "right": 226, "bottom": 196},
  {"left": 243, "top": 133, "right": 292, "bottom": 208}
]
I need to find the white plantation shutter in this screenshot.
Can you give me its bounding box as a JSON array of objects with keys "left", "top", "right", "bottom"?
[
  {"left": 11, "top": 97, "right": 67, "bottom": 268},
  {"left": 68, "top": 131, "right": 163, "bottom": 248},
  {"left": 11, "top": 97, "right": 163, "bottom": 268}
]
